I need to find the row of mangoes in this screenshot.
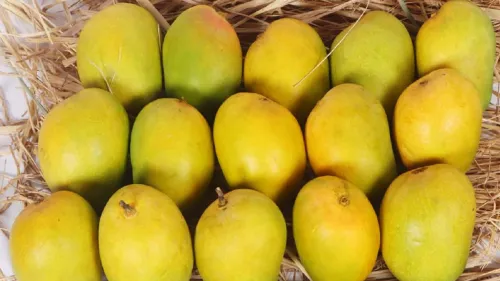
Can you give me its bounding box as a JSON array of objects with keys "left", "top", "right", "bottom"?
[{"left": 9, "top": 1, "right": 495, "bottom": 281}]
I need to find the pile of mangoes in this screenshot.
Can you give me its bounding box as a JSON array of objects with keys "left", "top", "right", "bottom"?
[{"left": 9, "top": 1, "right": 495, "bottom": 281}]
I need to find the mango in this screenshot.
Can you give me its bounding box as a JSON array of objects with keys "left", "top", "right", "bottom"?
[
  {"left": 131, "top": 98, "right": 214, "bottom": 209},
  {"left": 416, "top": 0, "right": 495, "bottom": 110},
  {"left": 213, "top": 92, "right": 306, "bottom": 203},
  {"left": 99, "top": 184, "right": 193, "bottom": 281},
  {"left": 306, "top": 84, "right": 397, "bottom": 202},
  {"left": 38, "top": 88, "right": 129, "bottom": 212},
  {"left": 244, "top": 18, "right": 329, "bottom": 123},
  {"left": 294, "top": 176, "right": 380, "bottom": 281},
  {"left": 77, "top": 3, "right": 162, "bottom": 114},
  {"left": 162, "top": 5, "right": 242, "bottom": 120},
  {"left": 330, "top": 11, "right": 414, "bottom": 117},
  {"left": 195, "top": 188, "right": 286, "bottom": 281},
  {"left": 10, "top": 191, "right": 101, "bottom": 281},
  {"left": 394, "top": 68, "right": 482, "bottom": 172},
  {"left": 381, "top": 164, "right": 476, "bottom": 281}
]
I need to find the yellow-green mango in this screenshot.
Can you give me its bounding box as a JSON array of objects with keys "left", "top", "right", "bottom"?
[
  {"left": 330, "top": 11, "right": 414, "bottom": 117},
  {"left": 417, "top": 0, "right": 495, "bottom": 110},
  {"left": 130, "top": 98, "right": 214, "bottom": 209},
  {"left": 244, "top": 18, "right": 329, "bottom": 123},
  {"left": 163, "top": 5, "right": 242, "bottom": 120},
  {"left": 99, "top": 184, "right": 193, "bottom": 281},
  {"left": 213, "top": 92, "right": 306, "bottom": 203},
  {"left": 306, "top": 84, "right": 397, "bottom": 201},
  {"left": 195, "top": 188, "right": 286, "bottom": 281},
  {"left": 10, "top": 191, "right": 101, "bottom": 281},
  {"left": 394, "top": 68, "right": 482, "bottom": 172},
  {"left": 77, "top": 3, "right": 162, "bottom": 114},
  {"left": 38, "top": 88, "right": 129, "bottom": 212},
  {"left": 381, "top": 164, "right": 476, "bottom": 281},
  {"left": 294, "top": 176, "right": 380, "bottom": 281}
]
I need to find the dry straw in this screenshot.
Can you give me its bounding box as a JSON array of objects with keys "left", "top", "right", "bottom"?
[{"left": 1, "top": 0, "right": 500, "bottom": 280}]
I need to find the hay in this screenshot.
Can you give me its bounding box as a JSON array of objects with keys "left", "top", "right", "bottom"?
[{"left": 1, "top": 0, "right": 500, "bottom": 280}]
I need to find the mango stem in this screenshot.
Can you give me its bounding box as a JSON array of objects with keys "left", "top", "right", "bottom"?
[
  {"left": 215, "top": 187, "right": 227, "bottom": 209},
  {"left": 119, "top": 200, "right": 137, "bottom": 217}
]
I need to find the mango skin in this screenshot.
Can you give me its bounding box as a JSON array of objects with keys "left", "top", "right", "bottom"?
[
  {"left": 195, "top": 189, "right": 286, "bottom": 281},
  {"left": 306, "top": 84, "right": 397, "bottom": 201},
  {"left": 416, "top": 0, "right": 495, "bottom": 110},
  {"left": 330, "top": 11, "right": 415, "bottom": 117},
  {"left": 381, "top": 164, "right": 476, "bottom": 281},
  {"left": 294, "top": 176, "right": 380, "bottom": 281},
  {"left": 131, "top": 98, "right": 214, "bottom": 209},
  {"left": 77, "top": 3, "right": 162, "bottom": 114},
  {"left": 163, "top": 5, "right": 242, "bottom": 120},
  {"left": 10, "top": 191, "right": 101, "bottom": 281},
  {"left": 244, "top": 18, "right": 330, "bottom": 123},
  {"left": 394, "top": 68, "right": 482, "bottom": 172},
  {"left": 213, "top": 92, "right": 306, "bottom": 203},
  {"left": 38, "top": 88, "right": 129, "bottom": 212},
  {"left": 99, "top": 184, "right": 193, "bottom": 281}
]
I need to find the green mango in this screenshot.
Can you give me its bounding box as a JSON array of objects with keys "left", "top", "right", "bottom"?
[
  {"left": 416, "top": 0, "right": 495, "bottom": 110},
  {"left": 77, "top": 3, "right": 162, "bottom": 114},
  {"left": 330, "top": 11, "right": 414, "bottom": 117},
  {"left": 162, "top": 5, "right": 242, "bottom": 121}
]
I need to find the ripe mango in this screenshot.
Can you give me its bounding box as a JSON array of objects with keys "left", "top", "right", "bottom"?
[
  {"left": 213, "top": 92, "right": 306, "bottom": 203},
  {"left": 99, "top": 184, "right": 193, "bottom": 281},
  {"left": 244, "top": 18, "right": 329, "bottom": 123},
  {"left": 10, "top": 191, "right": 101, "bottom": 281},
  {"left": 163, "top": 5, "right": 242, "bottom": 120},
  {"left": 394, "top": 68, "right": 482, "bottom": 172},
  {"left": 131, "top": 98, "right": 214, "bottom": 209},
  {"left": 294, "top": 176, "right": 380, "bottom": 281},
  {"left": 381, "top": 164, "right": 476, "bottom": 281},
  {"left": 416, "top": 0, "right": 495, "bottom": 110},
  {"left": 195, "top": 188, "right": 286, "bottom": 281},
  {"left": 38, "top": 88, "right": 129, "bottom": 212},
  {"left": 77, "top": 3, "right": 162, "bottom": 114},
  {"left": 330, "top": 11, "right": 414, "bottom": 117},
  {"left": 306, "top": 84, "right": 397, "bottom": 202}
]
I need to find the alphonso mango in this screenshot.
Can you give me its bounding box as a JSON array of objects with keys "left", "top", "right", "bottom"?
[
  {"left": 244, "top": 18, "right": 329, "bottom": 123},
  {"left": 394, "top": 68, "right": 482, "bottom": 172},
  {"left": 99, "top": 184, "right": 193, "bottom": 281},
  {"left": 417, "top": 0, "right": 495, "bottom": 110},
  {"left": 294, "top": 176, "right": 380, "bottom": 281},
  {"left": 195, "top": 188, "right": 286, "bottom": 281},
  {"left": 213, "top": 92, "right": 306, "bottom": 203},
  {"left": 10, "top": 191, "right": 101, "bottom": 281},
  {"left": 130, "top": 98, "right": 214, "bottom": 209},
  {"left": 381, "top": 164, "right": 476, "bottom": 281},
  {"left": 162, "top": 5, "right": 242, "bottom": 120},
  {"left": 38, "top": 88, "right": 129, "bottom": 212},
  {"left": 306, "top": 84, "right": 397, "bottom": 201},
  {"left": 77, "top": 3, "right": 162, "bottom": 114},
  {"left": 330, "top": 11, "right": 414, "bottom": 117}
]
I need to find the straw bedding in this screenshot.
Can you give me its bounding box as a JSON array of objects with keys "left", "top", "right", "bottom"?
[{"left": 1, "top": 0, "right": 500, "bottom": 280}]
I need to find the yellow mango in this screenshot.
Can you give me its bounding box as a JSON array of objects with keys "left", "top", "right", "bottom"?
[
  {"left": 394, "top": 68, "right": 482, "bottom": 172},
  {"left": 10, "top": 191, "right": 101, "bottom": 281},
  {"left": 381, "top": 164, "right": 476, "bottom": 281},
  {"left": 195, "top": 188, "right": 286, "bottom": 281},
  {"left": 244, "top": 18, "right": 330, "bottom": 123},
  {"left": 294, "top": 176, "right": 380, "bottom": 281},
  {"left": 131, "top": 98, "right": 214, "bottom": 209},
  {"left": 417, "top": 0, "right": 495, "bottom": 110},
  {"left": 330, "top": 11, "right": 415, "bottom": 117},
  {"left": 213, "top": 92, "right": 306, "bottom": 203},
  {"left": 77, "top": 3, "right": 162, "bottom": 114},
  {"left": 38, "top": 88, "right": 129, "bottom": 212},
  {"left": 99, "top": 184, "right": 193, "bottom": 281},
  {"left": 306, "top": 84, "right": 397, "bottom": 201}
]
